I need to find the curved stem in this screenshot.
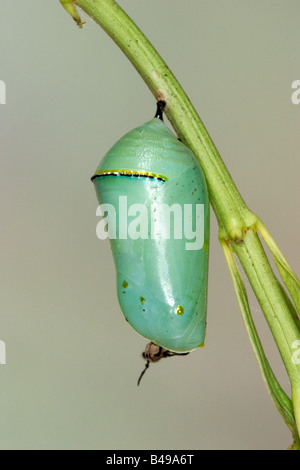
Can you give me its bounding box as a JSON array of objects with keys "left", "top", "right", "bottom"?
[{"left": 60, "top": 0, "right": 300, "bottom": 442}]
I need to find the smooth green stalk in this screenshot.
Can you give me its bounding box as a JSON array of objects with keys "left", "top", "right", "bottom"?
[
  {"left": 293, "top": 387, "right": 300, "bottom": 441},
  {"left": 59, "top": 0, "right": 300, "bottom": 444},
  {"left": 232, "top": 230, "right": 300, "bottom": 433},
  {"left": 233, "top": 230, "right": 300, "bottom": 383},
  {"left": 256, "top": 218, "right": 300, "bottom": 316},
  {"left": 221, "top": 239, "right": 300, "bottom": 446}
]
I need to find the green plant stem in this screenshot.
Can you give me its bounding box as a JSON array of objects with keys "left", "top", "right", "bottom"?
[
  {"left": 221, "top": 238, "right": 300, "bottom": 445},
  {"left": 233, "top": 231, "right": 300, "bottom": 381},
  {"left": 293, "top": 387, "right": 300, "bottom": 438},
  {"left": 61, "top": 0, "right": 300, "bottom": 442},
  {"left": 256, "top": 218, "right": 300, "bottom": 315},
  {"left": 233, "top": 230, "right": 300, "bottom": 431}
]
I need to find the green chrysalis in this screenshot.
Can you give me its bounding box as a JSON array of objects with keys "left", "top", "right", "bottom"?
[{"left": 92, "top": 102, "right": 210, "bottom": 355}]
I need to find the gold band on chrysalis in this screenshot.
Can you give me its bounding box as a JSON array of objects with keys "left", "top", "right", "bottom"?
[{"left": 91, "top": 169, "right": 168, "bottom": 182}]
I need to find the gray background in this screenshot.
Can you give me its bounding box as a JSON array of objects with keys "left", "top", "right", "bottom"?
[{"left": 1, "top": 0, "right": 299, "bottom": 450}]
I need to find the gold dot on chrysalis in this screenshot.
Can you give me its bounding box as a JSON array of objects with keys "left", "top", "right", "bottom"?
[{"left": 176, "top": 305, "right": 184, "bottom": 315}]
